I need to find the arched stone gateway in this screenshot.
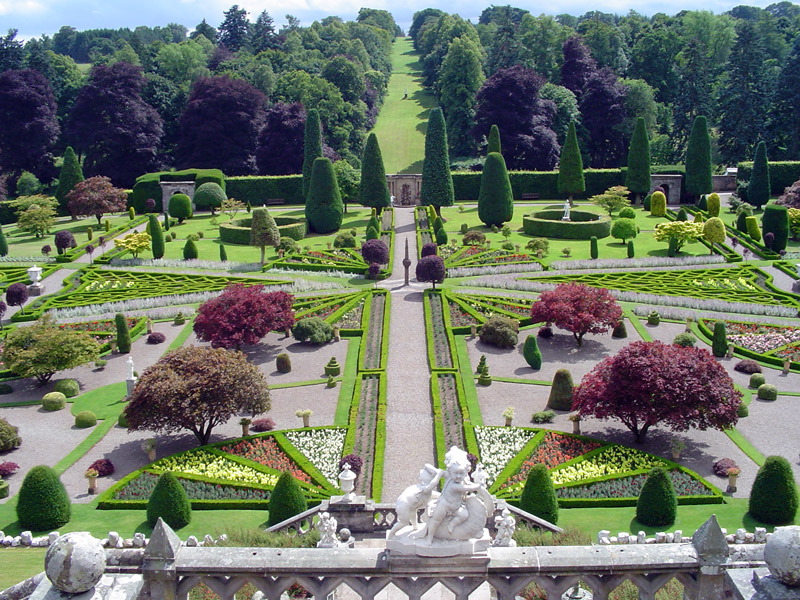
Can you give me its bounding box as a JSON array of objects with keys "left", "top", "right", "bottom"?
[
  {"left": 387, "top": 174, "right": 422, "bottom": 206},
  {"left": 159, "top": 181, "right": 196, "bottom": 213},
  {"left": 649, "top": 174, "right": 683, "bottom": 205}
]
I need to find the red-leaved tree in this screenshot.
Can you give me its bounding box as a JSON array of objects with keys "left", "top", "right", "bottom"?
[
  {"left": 530, "top": 283, "right": 622, "bottom": 346},
  {"left": 194, "top": 284, "right": 295, "bottom": 349},
  {"left": 572, "top": 341, "right": 742, "bottom": 442},
  {"left": 66, "top": 176, "right": 128, "bottom": 225},
  {"left": 416, "top": 255, "right": 446, "bottom": 289}
]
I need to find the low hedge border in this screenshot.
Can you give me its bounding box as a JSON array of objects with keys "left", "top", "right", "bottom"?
[
  {"left": 56, "top": 215, "right": 149, "bottom": 263},
  {"left": 696, "top": 317, "right": 799, "bottom": 372},
  {"left": 773, "top": 260, "right": 800, "bottom": 280},
  {"left": 429, "top": 375, "right": 449, "bottom": 469},
  {"left": 225, "top": 175, "right": 303, "bottom": 205},
  {"left": 371, "top": 371, "right": 388, "bottom": 503},
  {"left": 219, "top": 216, "right": 306, "bottom": 245},
  {"left": 334, "top": 333, "right": 363, "bottom": 427},
  {"left": 324, "top": 292, "right": 369, "bottom": 325},
  {"left": 445, "top": 291, "right": 533, "bottom": 328},
  {"left": 454, "top": 336, "right": 483, "bottom": 427},
  {"left": 523, "top": 208, "right": 611, "bottom": 240}
]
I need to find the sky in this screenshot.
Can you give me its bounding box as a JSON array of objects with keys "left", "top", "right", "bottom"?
[{"left": 0, "top": 0, "right": 783, "bottom": 40}]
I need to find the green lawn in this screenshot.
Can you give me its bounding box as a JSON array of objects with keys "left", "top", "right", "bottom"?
[
  {"left": 369, "top": 37, "right": 437, "bottom": 175},
  {"left": 4, "top": 214, "right": 133, "bottom": 258}
]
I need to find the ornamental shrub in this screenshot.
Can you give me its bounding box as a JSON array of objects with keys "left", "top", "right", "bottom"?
[
  {"left": 764, "top": 232, "right": 775, "bottom": 249},
  {"left": 713, "top": 458, "right": 739, "bottom": 477},
  {"left": 757, "top": 384, "right": 778, "bottom": 401},
  {"left": 487, "top": 124, "right": 501, "bottom": 155},
  {"left": 611, "top": 218, "right": 637, "bottom": 243},
  {"left": 183, "top": 239, "right": 199, "bottom": 260},
  {"left": 707, "top": 193, "right": 721, "bottom": 217},
  {"left": 627, "top": 240, "right": 635, "bottom": 258},
  {"left": 276, "top": 353, "right": 292, "bottom": 373},
  {"left": 368, "top": 215, "right": 381, "bottom": 232},
  {"left": 361, "top": 239, "right": 389, "bottom": 265},
  {"left": 278, "top": 238, "right": 298, "bottom": 254},
  {"left": 435, "top": 227, "right": 448, "bottom": 245},
  {"left": 147, "top": 471, "right": 192, "bottom": 529},
  {"left": 636, "top": 467, "right": 677, "bottom": 527},
  {"left": 16, "top": 465, "right": 71, "bottom": 530},
  {"left": 612, "top": 321, "right": 627, "bottom": 338},
  {"left": 522, "top": 334, "right": 542, "bottom": 369},
  {"left": 618, "top": 207, "right": 636, "bottom": 219},
  {"left": 74, "top": 411, "right": 97, "bottom": 428},
  {"left": 711, "top": 321, "right": 728, "bottom": 357},
  {"left": 251, "top": 417, "right": 276, "bottom": 432},
  {"left": 749, "top": 373, "right": 766, "bottom": 388},
  {"left": 0, "top": 461, "right": 19, "bottom": 477},
  {"left": 117, "top": 410, "right": 128, "bottom": 428},
  {"left": 421, "top": 242, "right": 438, "bottom": 257},
  {"left": 531, "top": 409, "right": 555, "bottom": 424},
  {"left": 305, "top": 157, "right": 344, "bottom": 234},
  {"left": 115, "top": 312, "right": 131, "bottom": 353},
  {"left": 0, "top": 418, "right": 21, "bottom": 451},
  {"left": 520, "top": 463, "right": 558, "bottom": 524},
  {"left": 479, "top": 316, "right": 519, "bottom": 348},
  {"left": 460, "top": 222, "right": 468, "bottom": 234},
  {"left": 745, "top": 216, "right": 761, "bottom": 243},
  {"left": 365, "top": 226, "right": 379, "bottom": 240},
  {"left": 676, "top": 207, "right": 688, "bottom": 221},
  {"left": 462, "top": 230, "right": 486, "bottom": 246},
  {"left": 547, "top": 369, "right": 574, "bottom": 411},
  {"left": 293, "top": 317, "right": 334, "bottom": 344},
  {"left": 55, "top": 230, "right": 77, "bottom": 254},
  {"left": 88, "top": 459, "right": 114, "bottom": 477},
  {"left": 696, "top": 195, "right": 708, "bottom": 211},
  {"left": 748, "top": 141, "right": 771, "bottom": 210},
  {"left": 42, "top": 392, "right": 66, "bottom": 411},
  {"left": 527, "top": 237, "right": 549, "bottom": 255},
  {"left": 643, "top": 194, "right": 652, "bottom": 211},
  {"left": 736, "top": 211, "right": 748, "bottom": 233},
  {"left": 333, "top": 232, "right": 356, "bottom": 248},
  {"left": 147, "top": 332, "right": 166, "bottom": 344},
  {"left": 268, "top": 472, "right": 308, "bottom": 527},
  {"left": 762, "top": 205, "right": 789, "bottom": 252},
  {"left": 673, "top": 332, "right": 696, "bottom": 347},
  {"left": 55, "top": 146, "right": 84, "bottom": 211},
  {"left": 129, "top": 207, "right": 136, "bottom": 220},
  {"left": 734, "top": 359, "right": 762, "bottom": 374},
  {"left": 87, "top": 227, "right": 93, "bottom": 241},
  {"left": 749, "top": 455, "right": 798, "bottom": 524},
  {"left": 219, "top": 244, "right": 228, "bottom": 261},
  {"left": 53, "top": 379, "right": 80, "bottom": 398},
  {"left": 738, "top": 403, "right": 749, "bottom": 417},
  {"left": 590, "top": 236, "right": 598, "bottom": 259},
  {"left": 168, "top": 193, "right": 192, "bottom": 223},
  {"left": 194, "top": 182, "right": 226, "bottom": 213},
  {"left": 478, "top": 152, "right": 514, "bottom": 227},
  {"left": 650, "top": 191, "right": 667, "bottom": 217},
  {"left": 149, "top": 214, "right": 164, "bottom": 259}
]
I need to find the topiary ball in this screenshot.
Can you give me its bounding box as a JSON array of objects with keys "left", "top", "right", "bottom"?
[
  {"left": 42, "top": 392, "right": 67, "bottom": 411},
  {"left": 16, "top": 465, "right": 71, "bottom": 530},
  {"left": 147, "top": 332, "right": 166, "bottom": 344},
  {"left": 757, "top": 383, "right": 778, "bottom": 401},
  {"left": 147, "top": 472, "right": 192, "bottom": 529},
  {"left": 672, "top": 332, "right": 696, "bottom": 347},
  {"left": 636, "top": 467, "right": 677, "bottom": 527},
  {"left": 74, "top": 411, "right": 97, "bottom": 428},
  {"left": 0, "top": 417, "right": 21, "bottom": 451},
  {"left": 734, "top": 359, "right": 762, "bottom": 374},
  {"left": 749, "top": 373, "right": 766, "bottom": 388},
  {"left": 479, "top": 315, "right": 519, "bottom": 348},
  {"left": 193, "top": 182, "right": 226, "bottom": 212},
  {"left": 618, "top": 207, "right": 636, "bottom": 220},
  {"left": 267, "top": 472, "right": 308, "bottom": 527},
  {"left": 292, "top": 317, "right": 334, "bottom": 344},
  {"left": 117, "top": 411, "right": 129, "bottom": 428},
  {"left": 276, "top": 353, "right": 292, "bottom": 373},
  {"left": 749, "top": 455, "right": 799, "bottom": 524},
  {"left": 738, "top": 403, "right": 749, "bottom": 417},
  {"left": 53, "top": 379, "right": 80, "bottom": 398}
]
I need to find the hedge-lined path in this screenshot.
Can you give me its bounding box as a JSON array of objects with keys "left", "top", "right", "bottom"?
[
  {"left": 380, "top": 207, "right": 436, "bottom": 501},
  {"left": 72, "top": 221, "right": 147, "bottom": 264},
  {"left": 3, "top": 267, "right": 72, "bottom": 321}
]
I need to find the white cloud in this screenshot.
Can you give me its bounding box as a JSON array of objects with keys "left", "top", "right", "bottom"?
[{"left": 0, "top": 0, "right": 45, "bottom": 16}]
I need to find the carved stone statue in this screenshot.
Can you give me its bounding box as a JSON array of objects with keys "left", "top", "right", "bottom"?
[
  {"left": 387, "top": 464, "right": 443, "bottom": 539},
  {"left": 316, "top": 512, "right": 338, "bottom": 548},
  {"left": 492, "top": 509, "right": 517, "bottom": 547},
  {"left": 126, "top": 356, "right": 136, "bottom": 381},
  {"left": 562, "top": 200, "right": 571, "bottom": 222}
]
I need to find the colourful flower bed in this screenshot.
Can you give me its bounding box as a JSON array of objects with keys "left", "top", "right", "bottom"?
[
  {"left": 220, "top": 437, "right": 311, "bottom": 483},
  {"left": 283, "top": 428, "right": 347, "bottom": 485},
  {"left": 335, "top": 300, "right": 364, "bottom": 329},
  {"left": 556, "top": 470, "right": 711, "bottom": 499},
  {"left": 550, "top": 446, "right": 667, "bottom": 486},
  {"left": 448, "top": 301, "right": 479, "bottom": 327},
  {"left": 114, "top": 471, "right": 272, "bottom": 501},
  {"left": 474, "top": 426, "right": 536, "bottom": 484},
  {"left": 58, "top": 317, "right": 139, "bottom": 333},
  {"left": 153, "top": 450, "right": 279, "bottom": 486},
  {"left": 704, "top": 319, "right": 800, "bottom": 355}
]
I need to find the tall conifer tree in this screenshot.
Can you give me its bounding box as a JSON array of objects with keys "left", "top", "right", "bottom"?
[
  {"left": 685, "top": 116, "right": 712, "bottom": 201},
  {"left": 558, "top": 121, "right": 585, "bottom": 205},
  {"left": 748, "top": 141, "right": 771, "bottom": 210},
  {"left": 478, "top": 153, "right": 513, "bottom": 227},
  {"left": 305, "top": 158, "right": 343, "bottom": 233},
  {"left": 625, "top": 117, "right": 651, "bottom": 205},
  {"left": 302, "top": 109, "right": 323, "bottom": 200},
  {"left": 55, "top": 146, "right": 84, "bottom": 214},
  {"left": 358, "top": 133, "right": 391, "bottom": 211},
  {"left": 420, "top": 108, "right": 454, "bottom": 215}
]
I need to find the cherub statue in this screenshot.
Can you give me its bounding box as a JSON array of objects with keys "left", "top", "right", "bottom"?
[
  {"left": 471, "top": 463, "right": 488, "bottom": 488},
  {"left": 316, "top": 512, "right": 338, "bottom": 548},
  {"left": 418, "top": 458, "right": 482, "bottom": 545},
  {"left": 387, "top": 464, "right": 443, "bottom": 539},
  {"left": 492, "top": 509, "right": 516, "bottom": 547}
]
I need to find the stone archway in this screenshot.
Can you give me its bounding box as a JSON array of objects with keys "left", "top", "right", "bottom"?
[
  {"left": 649, "top": 174, "right": 683, "bottom": 205},
  {"left": 386, "top": 174, "right": 422, "bottom": 205},
  {"left": 159, "top": 181, "right": 196, "bottom": 213}
]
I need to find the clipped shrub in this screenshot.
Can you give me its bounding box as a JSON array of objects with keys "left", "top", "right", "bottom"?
[
  {"left": 531, "top": 410, "right": 556, "bottom": 424},
  {"left": 636, "top": 467, "right": 677, "bottom": 527},
  {"left": 590, "top": 236, "right": 598, "bottom": 259},
  {"left": 333, "top": 232, "right": 356, "bottom": 248},
  {"left": 88, "top": 459, "right": 114, "bottom": 477},
  {"left": 479, "top": 315, "right": 519, "bottom": 348},
  {"left": 762, "top": 204, "right": 790, "bottom": 252},
  {"left": 643, "top": 193, "right": 652, "bottom": 211},
  {"left": 0, "top": 418, "right": 21, "bottom": 451},
  {"left": 293, "top": 317, "right": 334, "bottom": 344},
  {"left": 749, "top": 455, "right": 798, "bottom": 524},
  {"left": 746, "top": 216, "right": 762, "bottom": 243},
  {"left": 611, "top": 218, "right": 637, "bottom": 244},
  {"left": 16, "top": 465, "right": 71, "bottom": 530},
  {"left": 527, "top": 238, "right": 549, "bottom": 255},
  {"left": 117, "top": 411, "right": 129, "bottom": 428},
  {"left": 676, "top": 207, "right": 688, "bottom": 221},
  {"left": 650, "top": 191, "right": 667, "bottom": 216},
  {"left": 435, "top": 227, "right": 449, "bottom": 245},
  {"left": 460, "top": 222, "right": 468, "bottom": 234},
  {"left": 757, "top": 384, "right": 778, "bottom": 401},
  {"left": 278, "top": 237, "right": 299, "bottom": 254},
  {"left": 462, "top": 230, "right": 486, "bottom": 246},
  {"left": 74, "top": 411, "right": 97, "bottom": 428},
  {"left": 276, "top": 353, "right": 292, "bottom": 373},
  {"left": 673, "top": 332, "right": 696, "bottom": 347},
  {"left": 738, "top": 403, "right": 749, "bottom": 417},
  {"left": 365, "top": 226, "right": 379, "bottom": 240},
  {"left": 219, "top": 244, "right": 228, "bottom": 261},
  {"left": 149, "top": 214, "right": 165, "bottom": 259},
  {"left": 647, "top": 311, "right": 660, "bottom": 325},
  {"left": 147, "top": 471, "right": 192, "bottom": 528},
  {"left": 538, "top": 326, "right": 553, "bottom": 338},
  {"left": 421, "top": 242, "right": 438, "bottom": 258},
  {"left": 547, "top": 369, "right": 574, "bottom": 411},
  {"left": 612, "top": 321, "right": 627, "bottom": 338},
  {"left": 42, "top": 392, "right": 67, "bottom": 411},
  {"left": 129, "top": 207, "right": 136, "bottom": 220},
  {"left": 194, "top": 182, "right": 226, "bottom": 213},
  {"left": 168, "top": 193, "right": 192, "bottom": 223},
  {"left": 183, "top": 239, "right": 199, "bottom": 260},
  {"left": 53, "top": 379, "right": 80, "bottom": 398},
  {"left": 115, "top": 312, "right": 131, "bottom": 353},
  {"left": 520, "top": 463, "right": 558, "bottom": 524},
  {"left": 734, "top": 359, "right": 762, "bottom": 374},
  {"left": 267, "top": 472, "right": 308, "bottom": 527},
  {"left": 478, "top": 152, "right": 514, "bottom": 227},
  {"left": 696, "top": 195, "right": 708, "bottom": 211},
  {"left": 618, "top": 207, "right": 636, "bottom": 219},
  {"left": 522, "top": 334, "right": 542, "bottom": 369},
  {"left": 749, "top": 373, "right": 766, "bottom": 388},
  {"left": 713, "top": 458, "right": 739, "bottom": 477},
  {"left": 305, "top": 157, "right": 344, "bottom": 234},
  {"left": 711, "top": 321, "right": 728, "bottom": 357},
  {"left": 627, "top": 240, "right": 635, "bottom": 258},
  {"left": 707, "top": 193, "right": 721, "bottom": 217},
  {"left": 251, "top": 417, "right": 276, "bottom": 432},
  {"left": 147, "top": 332, "right": 166, "bottom": 344},
  {"left": 431, "top": 216, "right": 442, "bottom": 232}
]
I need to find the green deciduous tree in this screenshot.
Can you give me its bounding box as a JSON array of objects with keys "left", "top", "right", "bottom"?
[
  {"left": 611, "top": 218, "right": 637, "bottom": 244},
  {"left": 250, "top": 207, "right": 280, "bottom": 265},
  {"left": 302, "top": 109, "right": 323, "bottom": 200},
  {"left": 625, "top": 117, "right": 651, "bottom": 204},
  {"left": 439, "top": 36, "right": 485, "bottom": 157},
  {"left": 420, "top": 108, "right": 454, "bottom": 215},
  {"left": 590, "top": 186, "right": 631, "bottom": 215},
  {"left": 748, "top": 141, "right": 771, "bottom": 210},
  {"left": 653, "top": 221, "right": 704, "bottom": 253},
  {"left": 305, "top": 157, "right": 343, "bottom": 234},
  {"left": 17, "top": 202, "right": 56, "bottom": 238},
  {"left": 685, "top": 116, "right": 713, "bottom": 201},
  {"left": 477, "top": 152, "right": 513, "bottom": 227},
  {"left": 358, "top": 133, "right": 390, "bottom": 211},
  {"left": 557, "top": 121, "right": 584, "bottom": 203},
  {"left": 55, "top": 146, "right": 84, "bottom": 214}
]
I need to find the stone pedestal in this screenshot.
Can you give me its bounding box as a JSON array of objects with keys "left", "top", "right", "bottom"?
[
  {"left": 386, "top": 530, "right": 492, "bottom": 557},
  {"left": 321, "top": 497, "right": 376, "bottom": 534},
  {"left": 27, "top": 283, "right": 44, "bottom": 297},
  {"left": 126, "top": 377, "right": 137, "bottom": 396}
]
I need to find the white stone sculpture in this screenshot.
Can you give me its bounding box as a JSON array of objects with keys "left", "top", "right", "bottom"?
[
  {"left": 316, "top": 512, "right": 338, "bottom": 548},
  {"left": 387, "top": 464, "right": 443, "bottom": 539},
  {"left": 492, "top": 509, "right": 516, "bottom": 547},
  {"left": 562, "top": 200, "right": 571, "bottom": 221},
  {"left": 126, "top": 356, "right": 136, "bottom": 381}
]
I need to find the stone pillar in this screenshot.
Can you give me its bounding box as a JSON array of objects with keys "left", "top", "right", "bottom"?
[
  {"left": 403, "top": 238, "right": 411, "bottom": 286},
  {"left": 692, "top": 515, "right": 730, "bottom": 600},
  {"left": 141, "top": 518, "right": 181, "bottom": 599}
]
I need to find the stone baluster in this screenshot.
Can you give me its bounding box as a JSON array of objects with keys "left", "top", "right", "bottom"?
[
  {"left": 141, "top": 518, "right": 181, "bottom": 599},
  {"left": 692, "top": 515, "right": 730, "bottom": 600}
]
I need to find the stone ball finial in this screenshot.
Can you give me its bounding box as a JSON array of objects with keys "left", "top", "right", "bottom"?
[
  {"left": 764, "top": 526, "right": 800, "bottom": 587},
  {"left": 45, "top": 532, "right": 106, "bottom": 594}
]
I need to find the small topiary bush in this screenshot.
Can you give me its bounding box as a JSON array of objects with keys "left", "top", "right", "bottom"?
[
  {"left": 547, "top": 369, "right": 574, "bottom": 411},
  {"left": 0, "top": 418, "right": 21, "bottom": 451},
  {"left": 74, "top": 411, "right": 97, "bottom": 428},
  {"left": 734, "top": 359, "right": 762, "bottom": 374},
  {"left": 421, "top": 242, "right": 438, "bottom": 257},
  {"left": 673, "top": 332, "right": 696, "bottom": 347},
  {"left": 117, "top": 411, "right": 129, "bottom": 428},
  {"left": 612, "top": 321, "right": 627, "bottom": 338},
  {"left": 193, "top": 182, "right": 226, "bottom": 213},
  {"left": 251, "top": 417, "right": 276, "bottom": 432},
  {"left": 278, "top": 237, "right": 299, "bottom": 254},
  {"left": 526, "top": 238, "right": 549, "bottom": 255},
  {"left": 749, "top": 373, "right": 766, "bottom": 388},
  {"left": 333, "top": 232, "right": 356, "bottom": 248},
  {"left": 479, "top": 315, "right": 519, "bottom": 348},
  {"left": 147, "top": 332, "right": 166, "bottom": 344},
  {"left": 168, "top": 193, "right": 192, "bottom": 223},
  {"left": 147, "top": 471, "right": 192, "bottom": 528},
  {"left": 522, "top": 334, "right": 542, "bottom": 369},
  {"left": 635, "top": 467, "right": 677, "bottom": 527},
  {"left": 88, "top": 459, "right": 114, "bottom": 477},
  {"left": 0, "top": 383, "right": 12, "bottom": 394},
  {"left": 183, "top": 239, "right": 199, "bottom": 260},
  {"left": 738, "top": 403, "right": 749, "bottom": 417},
  {"left": 462, "top": 230, "right": 486, "bottom": 246},
  {"left": 42, "top": 392, "right": 66, "bottom": 411},
  {"left": 276, "top": 353, "right": 292, "bottom": 373},
  {"left": 531, "top": 410, "right": 555, "bottom": 423},
  {"left": 520, "top": 463, "right": 558, "bottom": 524},
  {"left": 650, "top": 191, "right": 667, "bottom": 217},
  {"left": 712, "top": 458, "right": 739, "bottom": 477},
  {"left": 749, "top": 455, "right": 798, "bottom": 524},
  {"left": 435, "top": 228, "right": 449, "bottom": 245},
  {"left": 53, "top": 379, "right": 80, "bottom": 398},
  {"left": 293, "top": 317, "right": 334, "bottom": 344},
  {"left": 16, "top": 465, "right": 71, "bottom": 530},
  {"left": 618, "top": 207, "right": 636, "bottom": 219},
  {"left": 267, "top": 472, "right": 308, "bottom": 527},
  {"left": 757, "top": 383, "right": 778, "bottom": 401},
  {"left": 538, "top": 326, "right": 553, "bottom": 338},
  {"left": 647, "top": 311, "right": 660, "bottom": 325}
]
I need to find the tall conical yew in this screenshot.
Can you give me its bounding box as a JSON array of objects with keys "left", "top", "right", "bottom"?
[
  {"left": 268, "top": 472, "right": 308, "bottom": 527},
  {"left": 520, "top": 464, "right": 558, "bottom": 524},
  {"left": 149, "top": 214, "right": 164, "bottom": 259},
  {"left": 55, "top": 146, "right": 84, "bottom": 214},
  {"left": 302, "top": 109, "right": 323, "bottom": 200},
  {"left": 685, "top": 116, "right": 713, "bottom": 201},
  {"left": 547, "top": 369, "right": 574, "bottom": 410},
  {"left": 749, "top": 141, "right": 771, "bottom": 210},
  {"left": 305, "top": 157, "right": 343, "bottom": 233},
  {"left": 636, "top": 467, "right": 677, "bottom": 527},
  {"left": 420, "top": 108, "right": 454, "bottom": 214},
  {"left": 478, "top": 152, "right": 513, "bottom": 227},
  {"left": 625, "top": 117, "right": 651, "bottom": 204},
  {"left": 487, "top": 124, "right": 501, "bottom": 155},
  {"left": 147, "top": 471, "right": 192, "bottom": 529},
  {"left": 16, "top": 465, "right": 71, "bottom": 530},
  {"left": 115, "top": 312, "right": 131, "bottom": 353},
  {"left": 358, "top": 133, "right": 391, "bottom": 211},
  {"left": 712, "top": 321, "right": 729, "bottom": 357},
  {"left": 558, "top": 121, "right": 585, "bottom": 204}
]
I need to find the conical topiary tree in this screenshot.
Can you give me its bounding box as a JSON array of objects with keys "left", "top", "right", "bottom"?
[
  {"left": 558, "top": 121, "right": 585, "bottom": 205},
  {"left": 16, "top": 465, "right": 71, "bottom": 530},
  {"left": 636, "top": 467, "right": 677, "bottom": 527},
  {"left": 183, "top": 239, "right": 199, "bottom": 260},
  {"left": 250, "top": 207, "right": 280, "bottom": 265},
  {"left": 55, "top": 146, "right": 84, "bottom": 214},
  {"left": 547, "top": 368, "right": 574, "bottom": 410},
  {"left": 748, "top": 141, "right": 771, "bottom": 210},
  {"left": 478, "top": 152, "right": 513, "bottom": 227},
  {"left": 358, "top": 133, "right": 391, "bottom": 212},
  {"left": 520, "top": 463, "right": 558, "bottom": 524},
  {"left": 749, "top": 455, "right": 798, "bottom": 524},
  {"left": 302, "top": 109, "right": 323, "bottom": 200},
  {"left": 147, "top": 471, "right": 192, "bottom": 528},
  {"left": 149, "top": 214, "right": 164, "bottom": 259},
  {"left": 685, "top": 116, "right": 713, "bottom": 202},
  {"left": 762, "top": 204, "right": 789, "bottom": 252},
  {"left": 116, "top": 312, "right": 131, "bottom": 353},
  {"left": 712, "top": 321, "right": 728, "bottom": 357},
  {"left": 522, "top": 334, "right": 542, "bottom": 369},
  {"left": 420, "top": 108, "right": 454, "bottom": 215},
  {"left": 487, "top": 124, "right": 501, "bottom": 155},
  {"left": 306, "top": 157, "right": 344, "bottom": 233},
  {"left": 219, "top": 244, "right": 228, "bottom": 261},
  {"left": 0, "top": 226, "right": 7, "bottom": 257},
  {"left": 625, "top": 117, "right": 651, "bottom": 205},
  {"left": 268, "top": 471, "right": 308, "bottom": 527}
]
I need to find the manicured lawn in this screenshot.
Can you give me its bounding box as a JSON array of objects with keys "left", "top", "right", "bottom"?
[
  {"left": 4, "top": 214, "right": 133, "bottom": 258},
  {"left": 0, "top": 548, "right": 46, "bottom": 590}
]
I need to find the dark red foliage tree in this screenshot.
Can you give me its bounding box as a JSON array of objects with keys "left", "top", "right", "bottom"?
[
  {"left": 560, "top": 36, "right": 598, "bottom": 98},
  {"left": 0, "top": 300, "right": 7, "bottom": 321},
  {"left": 530, "top": 283, "right": 622, "bottom": 347},
  {"left": 54, "top": 230, "right": 76, "bottom": 254},
  {"left": 256, "top": 102, "right": 306, "bottom": 175},
  {"left": 361, "top": 239, "right": 389, "bottom": 265},
  {"left": 0, "top": 69, "right": 60, "bottom": 180},
  {"left": 472, "top": 65, "right": 560, "bottom": 171},
  {"left": 6, "top": 282, "right": 29, "bottom": 313},
  {"left": 175, "top": 76, "right": 267, "bottom": 176},
  {"left": 66, "top": 176, "right": 128, "bottom": 225},
  {"left": 193, "top": 284, "right": 295, "bottom": 349},
  {"left": 573, "top": 341, "right": 742, "bottom": 442},
  {"left": 416, "top": 255, "right": 446, "bottom": 289},
  {"left": 579, "top": 68, "right": 628, "bottom": 167},
  {"left": 65, "top": 62, "right": 162, "bottom": 188}
]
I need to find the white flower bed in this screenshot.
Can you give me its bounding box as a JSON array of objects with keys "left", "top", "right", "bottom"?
[
  {"left": 448, "top": 263, "right": 542, "bottom": 278},
  {"left": 110, "top": 258, "right": 263, "bottom": 272},
  {"left": 549, "top": 255, "right": 726, "bottom": 271},
  {"left": 474, "top": 426, "right": 535, "bottom": 485},
  {"left": 0, "top": 256, "right": 56, "bottom": 263},
  {"left": 729, "top": 330, "right": 800, "bottom": 353},
  {"left": 284, "top": 428, "right": 347, "bottom": 485}
]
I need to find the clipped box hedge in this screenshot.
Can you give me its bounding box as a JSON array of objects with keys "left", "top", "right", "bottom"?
[
  {"left": 737, "top": 161, "right": 800, "bottom": 195},
  {"left": 130, "top": 169, "right": 225, "bottom": 213},
  {"left": 452, "top": 169, "right": 625, "bottom": 201},
  {"left": 225, "top": 175, "right": 304, "bottom": 205},
  {"left": 219, "top": 216, "right": 307, "bottom": 245},
  {"left": 523, "top": 208, "right": 611, "bottom": 239}
]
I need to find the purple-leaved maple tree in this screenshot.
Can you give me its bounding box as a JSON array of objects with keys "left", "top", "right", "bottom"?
[
  {"left": 66, "top": 176, "right": 128, "bottom": 225},
  {"left": 530, "top": 283, "right": 622, "bottom": 347}
]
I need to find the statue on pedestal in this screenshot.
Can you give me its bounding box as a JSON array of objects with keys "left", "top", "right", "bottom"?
[{"left": 561, "top": 200, "right": 571, "bottom": 222}]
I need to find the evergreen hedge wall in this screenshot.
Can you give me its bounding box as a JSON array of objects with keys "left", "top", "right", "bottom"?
[
  {"left": 226, "top": 175, "right": 304, "bottom": 205},
  {"left": 452, "top": 169, "right": 624, "bottom": 201},
  {"left": 219, "top": 216, "right": 306, "bottom": 244},
  {"left": 737, "top": 161, "right": 800, "bottom": 195}
]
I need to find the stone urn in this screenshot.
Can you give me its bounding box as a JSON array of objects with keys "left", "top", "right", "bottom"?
[
  {"left": 727, "top": 468, "right": 740, "bottom": 493},
  {"left": 85, "top": 469, "right": 98, "bottom": 495},
  {"left": 240, "top": 418, "right": 251, "bottom": 437}
]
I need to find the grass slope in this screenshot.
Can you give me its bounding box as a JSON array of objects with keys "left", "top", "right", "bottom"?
[{"left": 369, "top": 37, "right": 437, "bottom": 175}]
